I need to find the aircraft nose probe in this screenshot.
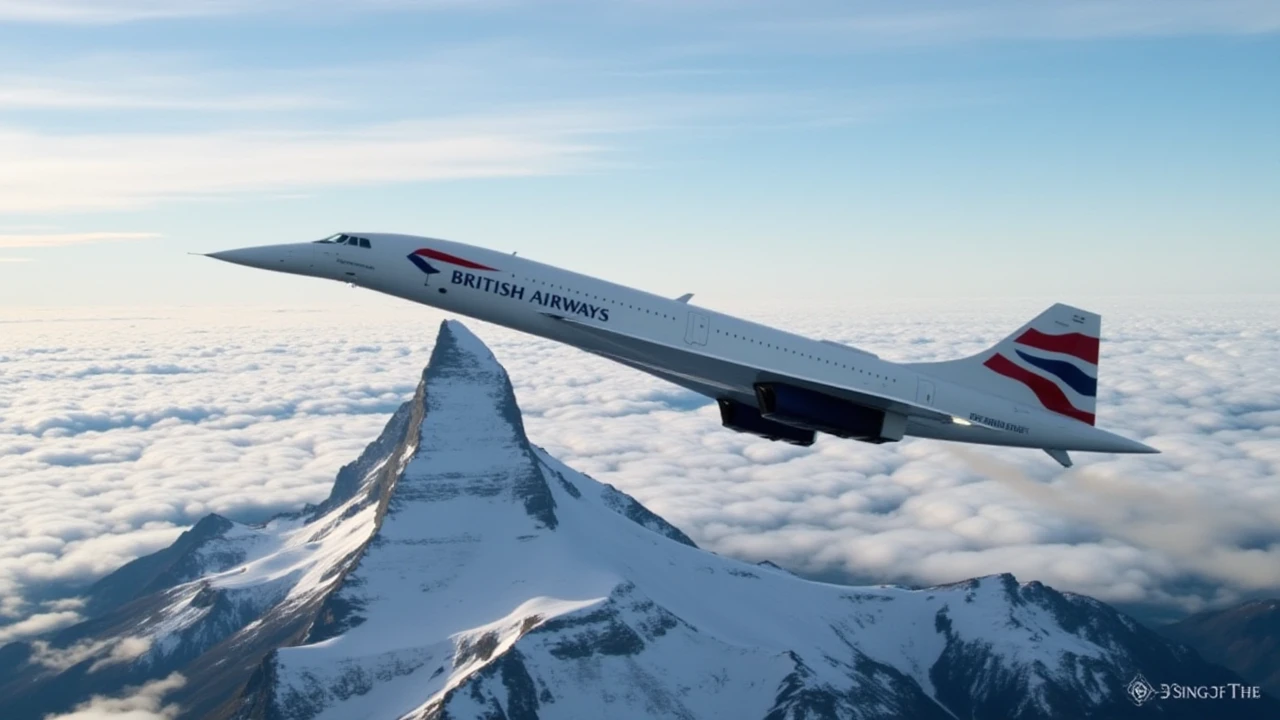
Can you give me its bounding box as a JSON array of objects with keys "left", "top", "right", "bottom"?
[{"left": 201, "top": 243, "right": 318, "bottom": 278}]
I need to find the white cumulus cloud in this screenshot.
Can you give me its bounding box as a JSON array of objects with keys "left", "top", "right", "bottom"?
[
  {"left": 42, "top": 672, "right": 186, "bottom": 720},
  {"left": 0, "top": 297, "right": 1277, "bottom": 640},
  {"left": 27, "top": 635, "right": 153, "bottom": 672},
  {"left": 0, "top": 610, "right": 83, "bottom": 644}
]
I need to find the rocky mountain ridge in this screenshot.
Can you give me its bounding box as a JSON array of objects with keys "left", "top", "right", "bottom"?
[{"left": 1161, "top": 599, "right": 1280, "bottom": 700}]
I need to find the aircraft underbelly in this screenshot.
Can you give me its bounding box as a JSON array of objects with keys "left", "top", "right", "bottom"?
[
  {"left": 574, "top": 333, "right": 1018, "bottom": 444},
  {"left": 533, "top": 316, "right": 1082, "bottom": 450},
  {"left": 545, "top": 318, "right": 933, "bottom": 421},
  {"left": 555, "top": 322, "right": 750, "bottom": 398}
]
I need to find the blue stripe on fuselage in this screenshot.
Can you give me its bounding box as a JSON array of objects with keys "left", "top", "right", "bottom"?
[{"left": 1015, "top": 350, "right": 1097, "bottom": 397}]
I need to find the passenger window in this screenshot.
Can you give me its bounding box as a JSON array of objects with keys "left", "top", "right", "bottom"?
[{"left": 359, "top": 238, "right": 371, "bottom": 248}]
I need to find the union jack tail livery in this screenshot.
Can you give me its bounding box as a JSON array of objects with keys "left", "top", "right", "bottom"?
[{"left": 919, "top": 304, "right": 1102, "bottom": 425}]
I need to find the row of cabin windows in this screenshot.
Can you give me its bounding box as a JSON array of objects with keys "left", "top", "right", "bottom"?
[
  {"left": 517, "top": 271, "right": 890, "bottom": 379},
  {"left": 513, "top": 273, "right": 889, "bottom": 380},
  {"left": 516, "top": 276, "right": 676, "bottom": 320},
  {"left": 315, "top": 233, "right": 371, "bottom": 248},
  {"left": 713, "top": 328, "right": 895, "bottom": 382}
]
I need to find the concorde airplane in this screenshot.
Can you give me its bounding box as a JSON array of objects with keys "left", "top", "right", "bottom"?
[{"left": 207, "top": 233, "right": 1158, "bottom": 467}]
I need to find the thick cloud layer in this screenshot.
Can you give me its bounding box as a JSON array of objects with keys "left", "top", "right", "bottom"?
[{"left": 1, "top": 296, "right": 1277, "bottom": 638}]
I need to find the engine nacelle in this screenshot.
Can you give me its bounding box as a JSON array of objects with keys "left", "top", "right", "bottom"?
[
  {"left": 754, "top": 382, "right": 906, "bottom": 444},
  {"left": 718, "top": 399, "right": 816, "bottom": 446}
]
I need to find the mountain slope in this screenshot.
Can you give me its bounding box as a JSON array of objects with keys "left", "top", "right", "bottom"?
[
  {"left": 1, "top": 320, "right": 1273, "bottom": 720},
  {"left": 1161, "top": 599, "right": 1280, "bottom": 699}
]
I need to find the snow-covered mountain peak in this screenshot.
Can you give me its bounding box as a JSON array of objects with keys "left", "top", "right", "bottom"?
[
  {"left": 3, "top": 321, "right": 1274, "bottom": 720},
  {"left": 389, "top": 319, "right": 557, "bottom": 529}
]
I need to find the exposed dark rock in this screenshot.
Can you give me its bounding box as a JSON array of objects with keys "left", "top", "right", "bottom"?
[
  {"left": 1161, "top": 599, "right": 1280, "bottom": 699},
  {"left": 82, "top": 513, "right": 238, "bottom": 618},
  {"left": 598, "top": 482, "right": 696, "bottom": 548},
  {"left": 928, "top": 579, "right": 1265, "bottom": 720},
  {"left": 456, "top": 632, "right": 502, "bottom": 668}
]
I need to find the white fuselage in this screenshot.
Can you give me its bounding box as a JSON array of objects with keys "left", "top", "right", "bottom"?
[{"left": 211, "top": 233, "right": 1150, "bottom": 455}]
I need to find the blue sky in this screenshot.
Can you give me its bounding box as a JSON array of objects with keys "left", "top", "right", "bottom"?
[{"left": 1, "top": 1, "right": 1277, "bottom": 308}]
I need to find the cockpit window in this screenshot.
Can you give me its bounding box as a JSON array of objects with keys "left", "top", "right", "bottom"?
[{"left": 312, "top": 233, "right": 371, "bottom": 247}]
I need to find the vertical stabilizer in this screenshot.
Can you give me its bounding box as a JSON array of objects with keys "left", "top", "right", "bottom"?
[{"left": 910, "top": 304, "right": 1101, "bottom": 425}]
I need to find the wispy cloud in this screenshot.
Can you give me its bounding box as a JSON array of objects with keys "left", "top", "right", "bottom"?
[
  {"left": 0, "top": 610, "right": 81, "bottom": 643},
  {"left": 0, "top": 0, "right": 481, "bottom": 24},
  {"left": 0, "top": 232, "right": 160, "bottom": 248},
  {"left": 750, "top": 0, "right": 1280, "bottom": 47},
  {"left": 0, "top": 0, "right": 254, "bottom": 23},
  {"left": 28, "top": 635, "right": 153, "bottom": 671},
  {"left": 7, "top": 0, "right": 1280, "bottom": 41},
  {"left": 43, "top": 672, "right": 186, "bottom": 720},
  {"left": 0, "top": 113, "right": 611, "bottom": 213},
  {"left": 0, "top": 83, "right": 329, "bottom": 112},
  {"left": 0, "top": 48, "right": 344, "bottom": 113}
]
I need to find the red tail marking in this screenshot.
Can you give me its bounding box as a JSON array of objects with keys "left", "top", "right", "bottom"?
[
  {"left": 984, "top": 354, "right": 1096, "bottom": 425},
  {"left": 1014, "top": 329, "right": 1099, "bottom": 365},
  {"left": 412, "top": 248, "right": 497, "bottom": 271}
]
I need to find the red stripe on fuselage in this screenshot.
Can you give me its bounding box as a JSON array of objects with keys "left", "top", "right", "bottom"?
[
  {"left": 984, "top": 353, "right": 1096, "bottom": 425},
  {"left": 412, "top": 248, "right": 497, "bottom": 271},
  {"left": 1014, "top": 329, "right": 1099, "bottom": 365}
]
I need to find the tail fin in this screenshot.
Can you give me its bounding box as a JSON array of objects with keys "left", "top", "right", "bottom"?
[{"left": 910, "top": 303, "right": 1100, "bottom": 425}]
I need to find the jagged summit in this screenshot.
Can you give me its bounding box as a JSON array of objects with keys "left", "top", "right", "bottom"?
[
  {"left": 81, "top": 512, "right": 239, "bottom": 617},
  {"left": 307, "top": 320, "right": 549, "bottom": 523},
  {"left": 1, "top": 321, "right": 1272, "bottom": 720},
  {"left": 392, "top": 319, "right": 558, "bottom": 529}
]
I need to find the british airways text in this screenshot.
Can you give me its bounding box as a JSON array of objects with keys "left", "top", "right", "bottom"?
[{"left": 451, "top": 271, "right": 610, "bottom": 322}]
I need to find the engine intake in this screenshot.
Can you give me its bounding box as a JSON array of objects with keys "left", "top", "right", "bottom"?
[
  {"left": 718, "top": 399, "right": 815, "bottom": 446},
  {"left": 754, "top": 382, "right": 905, "bottom": 444}
]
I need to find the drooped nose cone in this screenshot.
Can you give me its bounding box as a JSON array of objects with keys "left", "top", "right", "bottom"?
[
  {"left": 208, "top": 244, "right": 298, "bottom": 269},
  {"left": 207, "top": 243, "right": 314, "bottom": 276}
]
